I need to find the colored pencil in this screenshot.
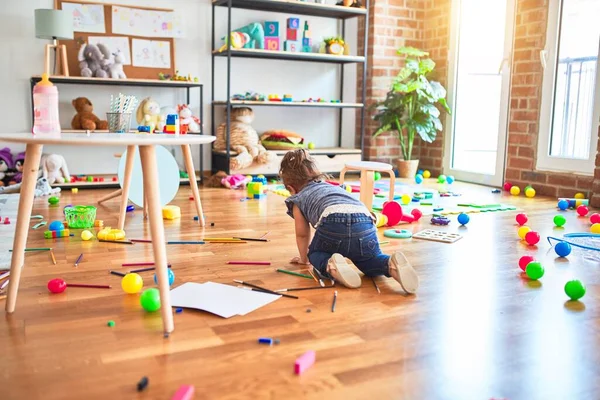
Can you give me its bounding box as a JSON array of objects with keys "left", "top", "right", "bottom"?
[
  {"left": 9, "top": 247, "right": 52, "bottom": 252},
  {"left": 129, "top": 266, "right": 172, "bottom": 273},
  {"left": 275, "top": 286, "right": 334, "bottom": 292},
  {"left": 110, "top": 271, "right": 126, "bottom": 277},
  {"left": 228, "top": 261, "right": 271, "bottom": 265},
  {"left": 331, "top": 290, "right": 338, "bottom": 312},
  {"left": 202, "top": 237, "right": 241, "bottom": 241},
  {"left": 99, "top": 239, "right": 134, "bottom": 245},
  {"left": 233, "top": 280, "right": 298, "bottom": 299},
  {"left": 276, "top": 268, "right": 313, "bottom": 279},
  {"left": 379, "top": 241, "right": 390, "bottom": 245},
  {"left": 205, "top": 240, "right": 247, "bottom": 244},
  {"left": 260, "top": 232, "right": 271, "bottom": 239},
  {"left": 50, "top": 249, "right": 57, "bottom": 265},
  {"left": 130, "top": 239, "right": 152, "bottom": 243},
  {"left": 233, "top": 237, "right": 269, "bottom": 242},
  {"left": 309, "top": 267, "right": 325, "bottom": 287},
  {"left": 167, "top": 241, "right": 205, "bottom": 245},
  {"left": 122, "top": 262, "right": 156, "bottom": 267},
  {"left": 1, "top": 279, "right": 10, "bottom": 290},
  {"left": 67, "top": 283, "right": 111, "bottom": 289},
  {"left": 0, "top": 271, "right": 9, "bottom": 281},
  {"left": 74, "top": 253, "right": 83, "bottom": 267},
  {"left": 371, "top": 277, "right": 381, "bottom": 294}
]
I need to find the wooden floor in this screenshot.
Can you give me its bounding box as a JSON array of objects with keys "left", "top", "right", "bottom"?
[{"left": 1, "top": 180, "right": 599, "bottom": 399}]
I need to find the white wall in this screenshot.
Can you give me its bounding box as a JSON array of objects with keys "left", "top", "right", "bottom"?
[{"left": 0, "top": 0, "right": 357, "bottom": 175}]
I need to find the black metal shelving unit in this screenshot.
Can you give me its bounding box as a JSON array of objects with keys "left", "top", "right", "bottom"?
[{"left": 211, "top": 0, "right": 369, "bottom": 174}]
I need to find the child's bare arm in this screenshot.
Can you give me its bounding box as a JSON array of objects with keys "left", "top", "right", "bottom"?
[{"left": 292, "top": 205, "right": 311, "bottom": 264}]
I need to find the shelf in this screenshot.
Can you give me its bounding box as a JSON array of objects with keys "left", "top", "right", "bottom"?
[
  {"left": 60, "top": 129, "right": 204, "bottom": 135},
  {"left": 214, "top": 100, "right": 364, "bottom": 108},
  {"left": 31, "top": 76, "right": 203, "bottom": 88},
  {"left": 213, "top": 147, "right": 361, "bottom": 156},
  {"left": 212, "top": 0, "right": 366, "bottom": 19},
  {"left": 213, "top": 48, "right": 365, "bottom": 64}
]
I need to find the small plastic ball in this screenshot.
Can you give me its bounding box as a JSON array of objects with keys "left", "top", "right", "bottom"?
[
  {"left": 446, "top": 175, "right": 455, "bottom": 184},
  {"left": 510, "top": 186, "right": 521, "bottom": 196},
  {"left": 525, "top": 187, "right": 536, "bottom": 198},
  {"left": 400, "top": 194, "right": 411, "bottom": 205},
  {"left": 140, "top": 288, "right": 161, "bottom": 312},
  {"left": 590, "top": 213, "right": 600, "bottom": 224},
  {"left": 574, "top": 193, "right": 585, "bottom": 199},
  {"left": 457, "top": 213, "right": 469, "bottom": 225},
  {"left": 555, "top": 241, "right": 572, "bottom": 257},
  {"left": 554, "top": 214, "right": 566, "bottom": 227},
  {"left": 577, "top": 205, "right": 589, "bottom": 217},
  {"left": 48, "top": 220, "right": 64, "bottom": 231},
  {"left": 345, "top": 185, "right": 352, "bottom": 193},
  {"left": 558, "top": 199, "right": 569, "bottom": 210},
  {"left": 526, "top": 261, "right": 544, "bottom": 280},
  {"left": 415, "top": 174, "right": 424, "bottom": 184},
  {"left": 154, "top": 269, "right": 175, "bottom": 286},
  {"left": 48, "top": 196, "right": 59, "bottom": 205},
  {"left": 307, "top": 142, "right": 315, "bottom": 150},
  {"left": 81, "top": 230, "right": 93, "bottom": 241},
  {"left": 525, "top": 231, "right": 541, "bottom": 245},
  {"left": 591, "top": 223, "right": 600, "bottom": 234},
  {"left": 519, "top": 255, "right": 535, "bottom": 272},
  {"left": 503, "top": 182, "right": 513, "bottom": 191},
  {"left": 564, "top": 280, "right": 586, "bottom": 300},
  {"left": 437, "top": 175, "right": 447, "bottom": 183},
  {"left": 516, "top": 213, "right": 528, "bottom": 226},
  {"left": 518, "top": 226, "right": 531, "bottom": 239},
  {"left": 121, "top": 273, "right": 143, "bottom": 294},
  {"left": 47, "top": 278, "right": 67, "bottom": 293},
  {"left": 423, "top": 170, "right": 431, "bottom": 179},
  {"left": 411, "top": 208, "right": 423, "bottom": 221},
  {"left": 373, "top": 172, "right": 381, "bottom": 181}
]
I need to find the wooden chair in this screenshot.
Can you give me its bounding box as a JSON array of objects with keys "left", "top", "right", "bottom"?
[{"left": 339, "top": 161, "right": 395, "bottom": 210}]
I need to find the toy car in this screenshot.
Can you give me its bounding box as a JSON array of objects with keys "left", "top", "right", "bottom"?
[
  {"left": 431, "top": 216, "right": 451, "bottom": 225},
  {"left": 137, "top": 125, "right": 151, "bottom": 133}
]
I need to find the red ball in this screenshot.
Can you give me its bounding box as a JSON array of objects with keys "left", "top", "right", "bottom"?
[
  {"left": 411, "top": 208, "right": 423, "bottom": 221},
  {"left": 577, "top": 205, "right": 589, "bottom": 217},
  {"left": 47, "top": 278, "right": 67, "bottom": 294},
  {"left": 519, "top": 255, "right": 535, "bottom": 272},
  {"left": 525, "top": 231, "right": 541, "bottom": 246},
  {"left": 503, "top": 182, "right": 513, "bottom": 192},
  {"left": 515, "top": 213, "right": 528, "bottom": 226},
  {"left": 590, "top": 213, "right": 600, "bottom": 224}
]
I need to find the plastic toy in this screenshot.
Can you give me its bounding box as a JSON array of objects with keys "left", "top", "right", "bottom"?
[
  {"left": 302, "top": 21, "right": 312, "bottom": 52},
  {"left": 44, "top": 229, "right": 70, "bottom": 239},
  {"left": 121, "top": 273, "right": 143, "bottom": 294},
  {"left": 591, "top": 213, "right": 600, "bottom": 224},
  {"left": 71, "top": 188, "right": 78, "bottom": 194},
  {"left": 381, "top": 201, "right": 422, "bottom": 226},
  {"left": 374, "top": 212, "right": 388, "bottom": 227},
  {"left": 81, "top": 230, "right": 93, "bottom": 241},
  {"left": 555, "top": 241, "right": 572, "bottom": 257},
  {"left": 247, "top": 181, "right": 265, "bottom": 199},
  {"left": 294, "top": 350, "right": 316, "bottom": 375},
  {"left": 107, "top": 320, "right": 115, "bottom": 327},
  {"left": 171, "top": 385, "right": 195, "bottom": 400},
  {"left": 510, "top": 186, "right": 520, "bottom": 196},
  {"left": 373, "top": 171, "right": 381, "bottom": 181},
  {"left": 457, "top": 213, "right": 469, "bottom": 225},
  {"left": 284, "top": 40, "right": 300, "bottom": 52},
  {"left": 564, "top": 280, "right": 586, "bottom": 300},
  {"left": 400, "top": 194, "right": 411, "bottom": 205},
  {"left": 577, "top": 205, "right": 589, "bottom": 217},
  {"left": 517, "top": 226, "right": 531, "bottom": 239},
  {"left": 525, "top": 261, "right": 544, "bottom": 280},
  {"left": 383, "top": 229, "right": 412, "bottom": 239},
  {"left": 491, "top": 189, "right": 501, "bottom": 193},
  {"left": 162, "top": 114, "right": 180, "bottom": 134},
  {"left": 515, "top": 213, "right": 528, "bottom": 226},
  {"left": 218, "top": 31, "right": 250, "bottom": 52},
  {"left": 137, "top": 376, "right": 149, "bottom": 392},
  {"left": 3, "top": 217, "right": 9, "bottom": 225},
  {"left": 525, "top": 187, "right": 536, "bottom": 198},
  {"left": 48, "top": 196, "right": 59, "bottom": 205},
  {"left": 525, "top": 231, "right": 540, "bottom": 245},
  {"left": 138, "top": 125, "right": 151, "bottom": 133},
  {"left": 554, "top": 214, "right": 566, "bottom": 227},
  {"left": 519, "top": 255, "right": 535, "bottom": 272},
  {"left": 140, "top": 288, "right": 161, "bottom": 312},
  {"left": 323, "top": 37, "right": 345, "bottom": 55},
  {"left": 126, "top": 204, "right": 135, "bottom": 212},
  {"left": 431, "top": 216, "right": 450, "bottom": 225},
  {"left": 503, "top": 182, "right": 512, "bottom": 191},
  {"left": 64, "top": 205, "right": 97, "bottom": 229},
  {"left": 558, "top": 199, "right": 570, "bottom": 210},
  {"left": 49, "top": 220, "right": 64, "bottom": 231},
  {"left": 559, "top": 197, "right": 589, "bottom": 208},
  {"left": 47, "top": 278, "right": 109, "bottom": 293},
  {"left": 308, "top": 142, "right": 315, "bottom": 150},
  {"left": 423, "top": 170, "right": 431, "bottom": 179},
  {"left": 437, "top": 175, "right": 446, "bottom": 183},
  {"left": 162, "top": 205, "right": 181, "bottom": 220},
  {"left": 154, "top": 269, "right": 175, "bottom": 286},
  {"left": 574, "top": 193, "right": 585, "bottom": 199},
  {"left": 415, "top": 174, "right": 423, "bottom": 184},
  {"left": 591, "top": 223, "right": 600, "bottom": 234},
  {"left": 446, "top": 175, "right": 455, "bottom": 184},
  {"left": 265, "top": 37, "right": 280, "bottom": 50},
  {"left": 97, "top": 227, "right": 126, "bottom": 241}
]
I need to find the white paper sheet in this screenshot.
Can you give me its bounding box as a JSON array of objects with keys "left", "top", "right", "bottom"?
[
  {"left": 0, "top": 195, "right": 21, "bottom": 270},
  {"left": 132, "top": 39, "right": 171, "bottom": 68},
  {"left": 62, "top": 2, "right": 106, "bottom": 33},
  {"left": 112, "top": 6, "right": 184, "bottom": 38},
  {"left": 170, "top": 282, "right": 281, "bottom": 318},
  {"left": 88, "top": 36, "right": 131, "bottom": 65}
]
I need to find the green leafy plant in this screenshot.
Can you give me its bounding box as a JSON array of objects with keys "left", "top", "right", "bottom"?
[
  {"left": 372, "top": 46, "right": 451, "bottom": 161},
  {"left": 323, "top": 36, "right": 345, "bottom": 45}
]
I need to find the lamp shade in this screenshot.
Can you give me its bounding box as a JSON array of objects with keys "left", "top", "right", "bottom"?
[{"left": 35, "top": 9, "right": 74, "bottom": 40}]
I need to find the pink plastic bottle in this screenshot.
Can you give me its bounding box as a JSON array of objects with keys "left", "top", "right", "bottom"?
[{"left": 32, "top": 73, "right": 61, "bottom": 136}]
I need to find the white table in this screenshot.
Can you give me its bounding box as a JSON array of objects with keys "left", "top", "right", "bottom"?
[{"left": 0, "top": 133, "right": 215, "bottom": 335}]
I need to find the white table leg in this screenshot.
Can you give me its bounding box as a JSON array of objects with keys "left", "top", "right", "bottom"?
[
  {"left": 386, "top": 170, "right": 396, "bottom": 203},
  {"left": 139, "top": 145, "right": 174, "bottom": 334},
  {"left": 6, "top": 144, "right": 43, "bottom": 313},
  {"left": 117, "top": 146, "right": 136, "bottom": 231},
  {"left": 181, "top": 144, "right": 205, "bottom": 226},
  {"left": 360, "top": 170, "right": 375, "bottom": 211},
  {"left": 97, "top": 189, "right": 122, "bottom": 204}
]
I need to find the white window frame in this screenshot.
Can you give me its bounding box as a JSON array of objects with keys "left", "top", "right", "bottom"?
[{"left": 537, "top": 0, "right": 600, "bottom": 175}]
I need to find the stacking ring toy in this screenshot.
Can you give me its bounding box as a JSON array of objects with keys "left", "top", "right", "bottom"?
[{"left": 383, "top": 229, "right": 413, "bottom": 239}]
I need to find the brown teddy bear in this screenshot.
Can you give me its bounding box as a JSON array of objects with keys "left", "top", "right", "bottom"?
[{"left": 71, "top": 97, "right": 108, "bottom": 131}]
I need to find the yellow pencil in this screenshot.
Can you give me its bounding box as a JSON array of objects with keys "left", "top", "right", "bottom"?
[
  {"left": 50, "top": 249, "right": 57, "bottom": 265},
  {"left": 205, "top": 240, "right": 247, "bottom": 244},
  {"left": 202, "top": 238, "right": 241, "bottom": 241}
]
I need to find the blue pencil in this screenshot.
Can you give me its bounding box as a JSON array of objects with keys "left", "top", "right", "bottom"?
[{"left": 167, "top": 241, "right": 205, "bottom": 245}]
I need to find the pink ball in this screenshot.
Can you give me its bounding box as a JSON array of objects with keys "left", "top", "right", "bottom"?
[
  {"left": 525, "top": 231, "right": 541, "bottom": 246},
  {"left": 519, "top": 255, "right": 535, "bottom": 272},
  {"left": 47, "top": 278, "right": 67, "bottom": 294},
  {"left": 577, "top": 205, "right": 589, "bottom": 217},
  {"left": 515, "top": 213, "right": 528, "bottom": 226},
  {"left": 503, "top": 182, "right": 513, "bottom": 192},
  {"left": 590, "top": 213, "right": 600, "bottom": 224}
]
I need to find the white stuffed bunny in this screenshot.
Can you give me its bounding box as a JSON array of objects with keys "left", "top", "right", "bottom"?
[
  {"left": 177, "top": 104, "right": 201, "bottom": 133},
  {"left": 109, "top": 51, "right": 127, "bottom": 79},
  {"left": 41, "top": 154, "right": 70, "bottom": 185},
  {"left": 136, "top": 98, "right": 164, "bottom": 133}
]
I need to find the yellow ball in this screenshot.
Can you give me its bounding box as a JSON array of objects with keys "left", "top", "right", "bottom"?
[
  {"left": 510, "top": 186, "right": 521, "bottom": 196},
  {"left": 525, "top": 188, "right": 536, "bottom": 198},
  {"left": 518, "top": 226, "right": 531, "bottom": 239},
  {"left": 121, "top": 273, "right": 144, "bottom": 294},
  {"left": 423, "top": 170, "right": 431, "bottom": 179},
  {"left": 375, "top": 213, "right": 388, "bottom": 228},
  {"left": 401, "top": 194, "right": 411, "bottom": 205},
  {"left": 591, "top": 224, "right": 600, "bottom": 234},
  {"left": 345, "top": 185, "right": 352, "bottom": 193},
  {"left": 80, "top": 230, "right": 93, "bottom": 241},
  {"left": 575, "top": 193, "right": 585, "bottom": 199}
]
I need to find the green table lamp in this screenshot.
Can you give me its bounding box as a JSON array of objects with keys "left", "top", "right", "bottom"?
[{"left": 35, "top": 9, "right": 74, "bottom": 76}]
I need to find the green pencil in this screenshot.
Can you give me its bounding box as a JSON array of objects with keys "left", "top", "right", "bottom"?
[
  {"left": 276, "top": 268, "right": 313, "bottom": 280},
  {"left": 9, "top": 247, "right": 52, "bottom": 252}
]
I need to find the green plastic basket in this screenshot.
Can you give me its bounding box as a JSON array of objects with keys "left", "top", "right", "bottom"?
[{"left": 64, "top": 205, "right": 97, "bottom": 229}]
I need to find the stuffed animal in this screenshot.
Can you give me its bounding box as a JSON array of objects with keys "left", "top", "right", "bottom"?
[
  {"left": 78, "top": 44, "right": 109, "bottom": 78},
  {"left": 0, "top": 177, "right": 60, "bottom": 197},
  {"left": 71, "top": 97, "right": 108, "bottom": 131},
  {"left": 136, "top": 98, "right": 163, "bottom": 133},
  {"left": 0, "top": 148, "right": 14, "bottom": 187},
  {"left": 13, "top": 151, "right": 25, "bottom": 183},
  {"left": 232, "top": 23, "right": 265, "bottom": 49},
  {"left": 219, "top": 31, "right": 250, "bottom": 52},
  {"left": 108, "top": 50, "right": 127, "bottom": 79},
  {"left": 222, "top": 174, "right": 251, "bottom": 189},
  {"left": 215, "top": 107, "right": 275, "bottom": 171},
  {"left": 177, "top": 105, "right": 201, "bottom": 133},
  {"left": 40, "top": 154, "right": 70, "bottom": 185}
]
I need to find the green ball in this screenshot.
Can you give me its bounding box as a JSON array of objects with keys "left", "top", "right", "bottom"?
[
  {"left": 140, "top": 288, "right": 161, "bottom": 312},
  {"left": 526, "top": 261, "right": 545, "bottom": 280},
  {"left": 564, "top": 280, "right": 586, "bottom": 300},
  {"left": 374, "top": 172, "right": 381, "bottom": 181},
  {"left": 554, "top": 214, "right": 566, "bottom": 227},
  {"left": 437, "top": 175, "right": 446, "bottom": 183},
  {"left": 48, "top": 196, "right": 59, "bottom": 205}
]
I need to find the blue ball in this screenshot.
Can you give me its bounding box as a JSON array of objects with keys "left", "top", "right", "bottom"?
[
  {"left": 555, "top": 241, "right": 572, "bottom": 257},
  {"left": 558, "top": 199, "right": 569, "bottom": 210},
  {"left": 154, "top": 269, "right": 175, "bottom": 286},
  {"left": 48, "top": 220, "right": 64, "bottom": 231},
  {"left": 417, "top": 169, "right": 424, "bottom": 175},
  {"left": 415, "top": 174, "right": 424, "bottom": 184},
  {"left": 446, "top": 175, "right": 455, "bottom": 184},
  {"left": 457, "top": 213, "right": 470, "bottom": 225}
]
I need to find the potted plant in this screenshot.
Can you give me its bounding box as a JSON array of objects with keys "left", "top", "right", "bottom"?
[
  {"left": 323, "top": 36, "right": 347, "bottom": 55},
  {"left": 372, "top": 46, "right": 451, "bottom": 178}
]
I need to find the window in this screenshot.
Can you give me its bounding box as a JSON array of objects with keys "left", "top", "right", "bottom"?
[{"left": 538, "top": 0, "right": 600, "bottom": 174}]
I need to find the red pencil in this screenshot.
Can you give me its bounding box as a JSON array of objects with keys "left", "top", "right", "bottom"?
[
  {"left": 227, "top": 261, "right": 271, "bottom": 265},
  {"left": 67, "top": 284, "right": 111, "bottom": 289},
  {"left": 129, "top": 266, "right": 172, "bottom": 273}
]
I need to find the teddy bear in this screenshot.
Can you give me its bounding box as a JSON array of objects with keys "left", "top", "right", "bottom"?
[
  {"left": 136, "top": 97, "right": 164, "bottom": 133},
  {"left": 40, "top": 154, "right": 70, "bottom": 185},
  {"left": 13, "top": 151, "right": 25, "bottom": 183},
  {"left": 71, "top": 97, "right": 108, "bottom": 131},
  {"left": 78, "top": 44, "right": 110, "bottom": 78},
  {"left": 0, "top": 148, "right": 14, "bottom": 187}
]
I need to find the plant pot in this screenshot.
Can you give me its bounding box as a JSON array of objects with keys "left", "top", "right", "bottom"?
[{"left": 396, "top": 159, "right": 419, "bottom": 178}]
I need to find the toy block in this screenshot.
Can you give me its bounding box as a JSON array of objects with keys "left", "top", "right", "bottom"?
[
  {"left": 287, "top": 18, "right": 300, "bottom": 29},
  {"left": 302, "top": 46, "right": 312, "bottom": 53},
  {"left": 252, "top": 176, "right": 267, "bottom": 185},
  {"left": 44, "top": 229, "right": 70, "bottom": 239},
  {"left": 166, "top": 114, "right": 179, "bottom": 125},
  {"left": 71, "top": 188, "right": 78, "bottom": 194},
  {"left": 302, "top": 38, "right": 312, "bottom": 47},
  {"left": 265, "top": 37, "right": 280, "bottom": 50},
  {"left": 253, "top": 194, "right": 266, "bottom": 199},
  {"left": 162, "top": 205, "right": 181, "bottom": 220},
  {"left": 303, "top": 29, "right": 312, "bottom": 39},
  {"left": 304, "top": 21, "right": 310, "bottom": 30},
  {"left": 87, "top": 176, "right": 93, "bottom": 182},
  {"left": 286, "top": 28, "right": 298, "bottom": 41},
  {"left": 247, "top": 182, "right": 263, "bottom": 196},
  {"left": 284, "top": 40, "right": 300, "bottom": 52},
  {"left": 264, "top": 21, "right": 279, "bottom": 37}
]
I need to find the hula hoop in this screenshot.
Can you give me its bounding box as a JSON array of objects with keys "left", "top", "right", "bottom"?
[{"left": 547, "top": 233, "right": 600, "bottom": 252}]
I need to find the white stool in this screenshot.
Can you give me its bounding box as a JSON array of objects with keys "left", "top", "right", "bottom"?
[{"left": 339, "top": 161, "right": 395, "bottom": 210}]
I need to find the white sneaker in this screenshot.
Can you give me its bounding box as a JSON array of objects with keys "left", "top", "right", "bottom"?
[
  {"left": 388, "top": 252, "right": 419, "bottom": 294},
  {"left": 327, "top": 254, "right": 362, "bottom": 288}
]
